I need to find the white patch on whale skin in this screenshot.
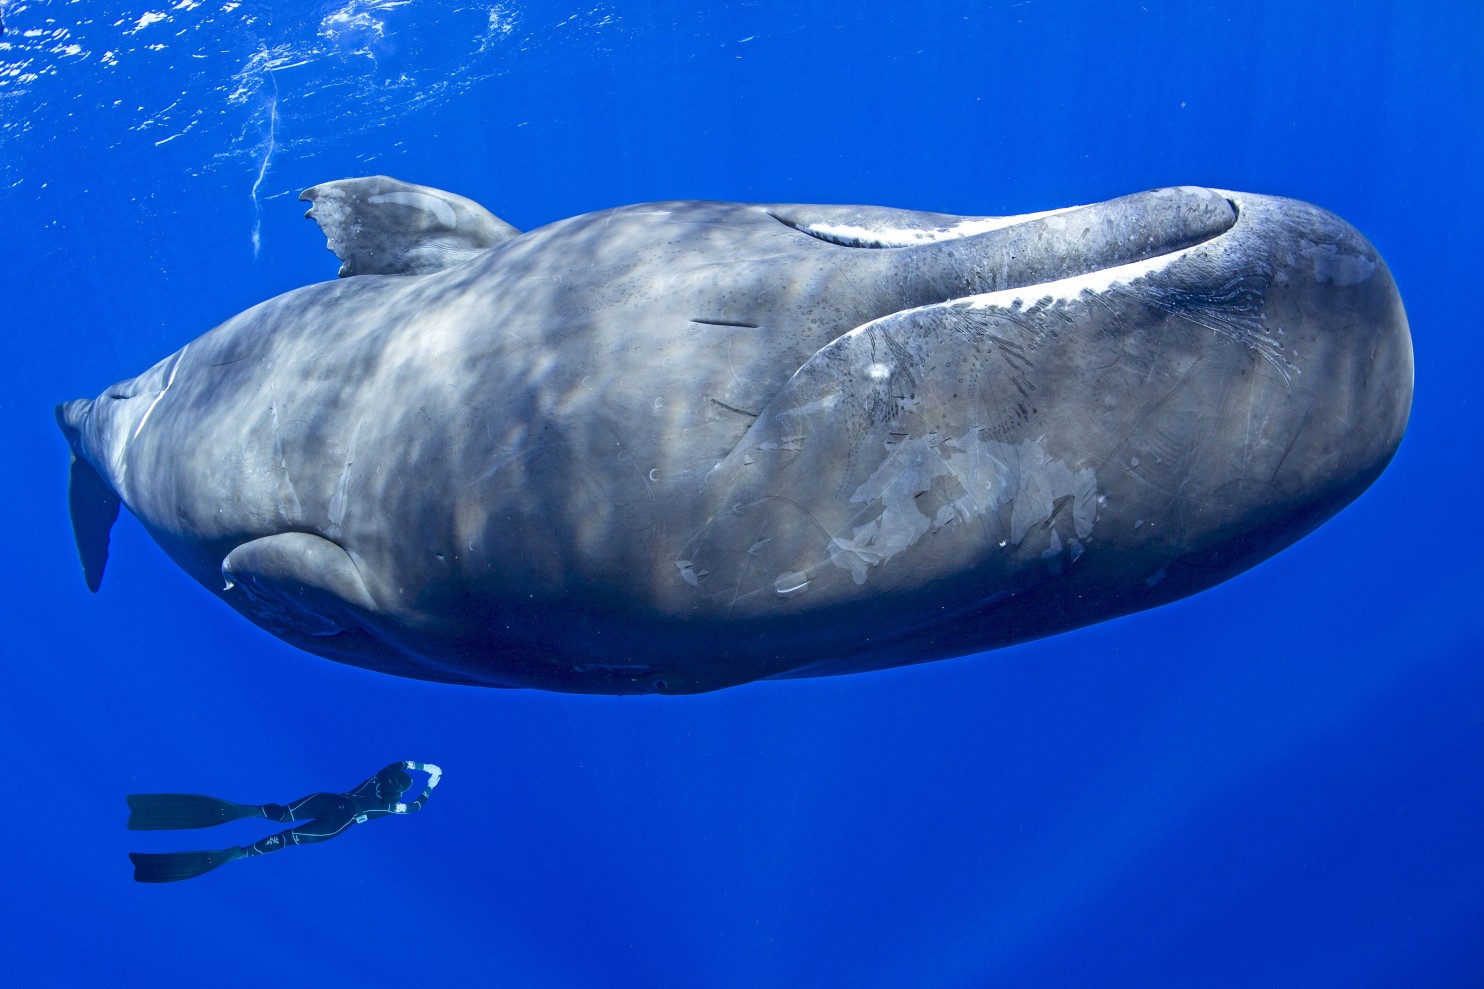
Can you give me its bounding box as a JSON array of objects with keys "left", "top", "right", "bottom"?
[
  {"left": 1300, "top": 239, "right": 1376, "bottom": 286},
  {"left": 326, "top": 415, "right": 363, "bottom": 539},
  {"left": 676, "top": 560, "right": 709, "bottom": 586},
  {"left": 827, "top": 433, "right": 1098, "bottom": 585},
  {"left": 967, "top": 246, "right": 1189, "bottom": 310},
  {"left": 370, "top": 191, "right": 458, "bottom": 228},
  {"left": 114, "top": 346, "right": 189, "bottom": 487},
  {"left": 270, "top": 401, "right": 304, "bottom": 523},
  {"left": 131, "top": 344, "right": 187, "bottom": 442},
  {"left": 793, "top": 204, "right": 1084, "bottom": 248},
  {"left": 773, "top": 572, "right": 810, "bottom": 598}
]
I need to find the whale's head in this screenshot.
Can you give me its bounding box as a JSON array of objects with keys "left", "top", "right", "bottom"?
[{"left": 661, "top": 188, "right": 1412, "bottom": 677}]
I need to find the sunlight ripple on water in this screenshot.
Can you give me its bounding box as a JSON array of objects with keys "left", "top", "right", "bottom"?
[{"left": 0, "top": 1, "right": 603, "bottom": 196}]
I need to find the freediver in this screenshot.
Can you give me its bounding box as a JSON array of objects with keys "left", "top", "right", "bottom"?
[{"left": 127, "top": 761, "right": 442, "bottom": 882}]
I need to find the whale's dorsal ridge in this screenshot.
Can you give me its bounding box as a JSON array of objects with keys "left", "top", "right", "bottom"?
[{"left": 299, "top": 175, "right": 521, "bottom": 278}]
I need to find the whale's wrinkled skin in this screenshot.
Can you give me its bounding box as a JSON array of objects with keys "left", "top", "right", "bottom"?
[{"left": 56, "top": 176, "right": 1413, "bottom": 693}]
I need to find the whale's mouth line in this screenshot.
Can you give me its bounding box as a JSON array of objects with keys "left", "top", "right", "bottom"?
[
  {"left": 855, "top": 202, "right": 1247, "bottom": 329},
  {"left": 768, "top": 191, "right": 1242, "bottom": 262},
  {"left": 766, "top": 204, "right": 1085, "bottom": 249}
]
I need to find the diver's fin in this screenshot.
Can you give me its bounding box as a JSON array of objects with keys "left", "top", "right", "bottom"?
[
  {"left": 63, "top": 440, "right": 121, "bottom": 594},
  {"left": 126, "top": 794, "right": 261, "bottom": 830},
  {"left": 221, "top": 532, "right": 379, "bottom": 637},
  {"left": 130, "top": 848, "right": 243, "bottom": 883},
  {"left": 300, "top": 175, "right": 521, "bottom": 277}
]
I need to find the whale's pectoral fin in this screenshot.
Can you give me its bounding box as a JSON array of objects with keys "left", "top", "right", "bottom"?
[
  {"left": 299, "top": 175, "right": 521, "bottom": 277},
  {"left": 66, "top": 450, "right": 120, "bottom": 593},
  {"left": 221, "top": 533, "right": 379, "bottom": 637}
]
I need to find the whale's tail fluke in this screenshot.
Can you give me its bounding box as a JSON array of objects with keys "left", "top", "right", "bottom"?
[{"left": 56, "top": 400, "right": 120, "bottom": 593}]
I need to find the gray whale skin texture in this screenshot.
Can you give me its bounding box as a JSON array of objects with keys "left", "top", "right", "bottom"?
[{"left": 57, "top": 177, "right": 1413, "bottom": 694}]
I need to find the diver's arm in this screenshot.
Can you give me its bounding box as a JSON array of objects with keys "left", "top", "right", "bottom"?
[{"left": 394, "top": 763, "right": 442, "bottom": 814}]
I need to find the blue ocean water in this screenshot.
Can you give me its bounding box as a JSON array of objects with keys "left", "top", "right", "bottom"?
[{"left": 2, "top": 0, "right": 1481, "bottom": 984}]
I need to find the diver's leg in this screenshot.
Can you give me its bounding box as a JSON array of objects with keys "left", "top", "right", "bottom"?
[
  {"left": 134, "top": 794, "right": 358, "bottom": 879},
  {"left": 241, "top": 827, "right": 297, "bottom": 858},
  {"left": 241, "top": 794, "right": 357, "bottom": 858},
  {"left": 268, "top": 792, "right": 342, "bottom": 823},
  {"left": 241, "top": 815, "right": 352, "bottom": 858}
]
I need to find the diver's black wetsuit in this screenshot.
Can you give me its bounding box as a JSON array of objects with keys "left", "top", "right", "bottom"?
[
  {"left": 246, "top": 762, "right": 434, "bottom": 856},
  {"left": 128, "top": 761, "right": 441, "bottom": 882}
]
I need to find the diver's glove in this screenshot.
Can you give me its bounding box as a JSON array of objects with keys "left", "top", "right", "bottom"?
[{"left": 424, "top": 764, "right": 443, "bottom": 787}]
